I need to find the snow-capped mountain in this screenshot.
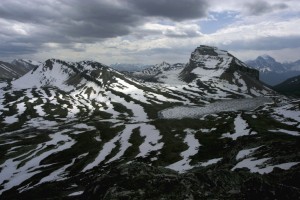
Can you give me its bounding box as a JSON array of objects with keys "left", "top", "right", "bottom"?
[
  {"left": 180, "top": 45, "right": 260, "bottom": 85},
  {"left": 0, "top": 46, "right": 299, "bottom": 199},
  {"left": 246, "top": 55, "right": 286, "bottom": 73},
  {"left": 246, "top": 55, "right": 300, "bottom": 86},
  {"left": 133, "top": 46, "right": 270, "bottom": 97}
]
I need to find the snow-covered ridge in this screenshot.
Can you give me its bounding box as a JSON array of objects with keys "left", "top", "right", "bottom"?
[{"left": 12, "top": 59, "right": 116, "bottom": 91}]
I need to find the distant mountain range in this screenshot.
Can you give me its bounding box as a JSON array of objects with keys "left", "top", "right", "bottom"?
[
  {"left": 245, "top": 55, "right": 300, "bottom": 86},
  {"left": 110, "top": 63, "right": 151, "bottom": 72}
]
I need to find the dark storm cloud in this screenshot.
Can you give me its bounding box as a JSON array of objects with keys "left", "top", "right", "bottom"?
[
  {"left": 0, "top": 0, "right": 141, "bottom": 40},
  {"left": 0, "top": 0, "right": 210, "bottom": 58},
  {"left": 220, "top": 36, "right": 300, "bottom": 51},
  {"left": 0, "top": 0, "right": 209, "bottom": 40},
  {"left": 245, "top": 1, "right": 288, "bottom": 15},
  {"left": 0, "top": 42, "right": 37, "bottom": 56},
  {"left": 128, "top": 0, "right": 209, "bottom": 21}
]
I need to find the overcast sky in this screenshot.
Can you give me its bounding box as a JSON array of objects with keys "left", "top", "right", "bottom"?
[{"left": 0, "top": 0, "right": 300, "bottom": 64}]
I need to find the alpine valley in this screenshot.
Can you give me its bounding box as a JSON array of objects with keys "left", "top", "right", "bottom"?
[{"left": 0, "top": 45, "right": 299, "bottom": 199}]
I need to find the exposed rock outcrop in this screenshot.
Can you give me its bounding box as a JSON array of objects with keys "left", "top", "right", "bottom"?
[{"left": 82, "top": 162, "right": 300, "bottom": 200}]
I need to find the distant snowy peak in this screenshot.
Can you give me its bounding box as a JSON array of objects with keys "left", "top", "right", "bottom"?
[
  {"left": 246, "top": 55, "right": 287, "bottom": 73},
  {"left": 260, "top": 55, "right": 275, "bottom": 62},
  {"left": 245, "top": 55, "right": 300, "bottom": 85},
  {"left": 247, "top": 55, "right": 300, "bottom": 73}
]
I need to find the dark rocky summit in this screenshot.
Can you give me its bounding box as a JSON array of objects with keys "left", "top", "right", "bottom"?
[{"left": 180, "top": 45, "right": 259, "bottom": 82}]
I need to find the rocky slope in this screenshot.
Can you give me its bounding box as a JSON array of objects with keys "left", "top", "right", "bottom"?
[
  {"left": 246, "top": 55, "right": 300, "bottom": 86},
  {"left": 0, "top": 46, "right": 299, "bottom": 199},
  {"left": 82, "top": 162, "right": 300, "bottom": 200},
  {"left": 273, "top": 74, "right": 300, "bottom": 97}
]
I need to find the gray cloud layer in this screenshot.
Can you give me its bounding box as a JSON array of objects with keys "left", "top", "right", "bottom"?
[
  {"left": 245, "top": 1, "right": 288, "bottom": 15},
  {"left": 0, "top": 0, "right": 298, "bottom": 61},
  {"left": 129, "top": 0, "right": 208, "bottom": 20},
  {"left": 0, "top": 0, "right": 209, "bottom": 57},
  {"left": 220, "top": 36, "right": 300, "bottom": 51}
]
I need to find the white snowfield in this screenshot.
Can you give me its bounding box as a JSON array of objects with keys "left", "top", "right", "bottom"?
[{"left": 232, "top": 157, "right": 299, "bottom": 174}]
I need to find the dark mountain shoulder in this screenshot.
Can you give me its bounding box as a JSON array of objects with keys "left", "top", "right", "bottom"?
[
  {"left": 0, "top": 59, "right": 36, "bottom": 81},
  {"left": 273, "top": 75, "right": 300, "bottom": 97}
]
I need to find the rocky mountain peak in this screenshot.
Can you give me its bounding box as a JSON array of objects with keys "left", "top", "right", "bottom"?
[
  {"left": 156, "top": 61, "right": 171, "bottom": 70},
  {"left": 181, "top": 45, "right": 258, "bottom": 80},
  {"left": 259, "top": 55, "right": 276, "bottom": 62},
  {"left": 191, "top": 45, "right": 229, "bottom": 58}
]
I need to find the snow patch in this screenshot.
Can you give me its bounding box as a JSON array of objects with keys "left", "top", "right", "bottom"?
[
  {"left": 200, "top": 158, "right": 223, "bottom": 167},
  {"left": 222, "top": 114, "right": 252, "bottom": 140},
  {"left": 236, "top": 146, "right": 262, "bottom": 160},
  {"left": 232, "top": 158, "right": 299, "bottom": 174},
  {"left": 166, "top": 129, "right": 201, "bottom": 172}
]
